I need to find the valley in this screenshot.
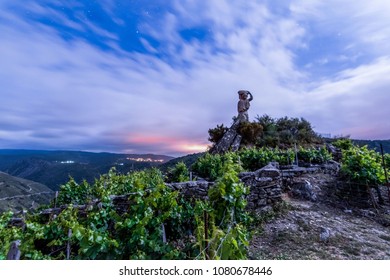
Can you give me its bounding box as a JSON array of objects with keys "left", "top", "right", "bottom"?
[{"left": 0, "top": 149, "right": 173, "bottom": 190}]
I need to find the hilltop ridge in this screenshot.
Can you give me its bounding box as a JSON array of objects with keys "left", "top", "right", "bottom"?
[{"left": 0, "top": 149, "right": 174, "bottom": 190}]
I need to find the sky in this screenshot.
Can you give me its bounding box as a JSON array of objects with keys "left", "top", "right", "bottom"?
[{"left": 1, "top": 0, "right": 390, "bottom": 157}]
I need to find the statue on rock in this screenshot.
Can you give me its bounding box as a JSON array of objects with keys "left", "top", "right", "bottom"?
[
  {"left": 237, "top": 90, "right": 253, "bottom": 123},
  {"left": 209, "top": 90, "right": 253, "bottom": 154}
]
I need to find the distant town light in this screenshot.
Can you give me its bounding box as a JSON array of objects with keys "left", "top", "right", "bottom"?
[
  {"left": 60, "top": 160, "right": 75, "bottom": 164},
  {"left": 126, "top": 157, "right": 164, "bottom": 163}
]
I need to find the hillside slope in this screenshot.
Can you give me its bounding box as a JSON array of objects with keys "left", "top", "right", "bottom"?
[
  {"left": 0, "top": 172, "right": 54, "bottom": 212},
  {"left": 158, "top": 152, "right": 204, "bottom": 172},
  {"left": 249, "top": 173, "right": 390, "bottom": 260},
  {"left": 352, "top": 139, "right": 390, "bottom": 153},
  {"left": 0, "top": 149, "right": 174, "bottom": 190}
]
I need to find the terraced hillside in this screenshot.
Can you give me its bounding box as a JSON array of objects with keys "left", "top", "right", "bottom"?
[{"left": 0, "top": 172, "right": 54, "bottom": 212}]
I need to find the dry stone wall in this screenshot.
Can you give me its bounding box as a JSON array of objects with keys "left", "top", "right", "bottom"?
[
  {"left": 239, "top": 163, "right": 283, "bottom": 209},
  {"left": 166, "top": 181, "right": 211, "bottom": 200},
  {"left": 168, "top": 161, "right": 348, "bottom": 210},
  {"left": 167, "top": 163, "right": 283, "bottom": 210}
]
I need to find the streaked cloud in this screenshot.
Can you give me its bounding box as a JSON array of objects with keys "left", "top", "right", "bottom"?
[{"left": 0, "top": 0, "right": 390, "bottom": 156}]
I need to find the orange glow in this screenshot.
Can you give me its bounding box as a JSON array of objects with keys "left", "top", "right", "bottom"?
[
  {"left": 177, "top": 144, "right": 208, "bottom": 153},
  {"left": 127, "top": 133, "right": 208, "bottom": 154}
]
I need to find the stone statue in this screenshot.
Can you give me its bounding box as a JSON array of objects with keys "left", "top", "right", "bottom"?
[
  {"left": 209, "top": 89, "right": 253, "bottom": 154},
  {"left": 237, "top": 90, "right": 253, "bottom": 122}
]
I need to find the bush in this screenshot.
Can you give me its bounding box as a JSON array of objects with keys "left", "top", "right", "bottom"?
[
  {"left": 191, "top": 153, "right": 241, "bottom": 181},
  {"left": 238, "top": 147, "right": 295, "bottom": 171},
  {"left": 297, "top": 146, "right": 332, "bottom": 164},
  {"left": 208, "top": 124, "right": 228, "bottom": 144},
  {"left": 1, "top": 161, "right": 253, "bottom": 260},
  {"left": 165, "top": 161, "right": 189, "bottom": 183},
  {"left": 238, "top": 147, "right": 275, "bottom": 171},
  {"left": 332, "top": 138, "right": 353, "bottom": 150},
  {"left": 341, "top": 145, "right": 385, "bottom": 185},
  {"left": 237, "top": 122, "right": 263, "bottom": 145},
  {"left": 254, "top": 115, "right": 322, "bottom": 148},
  {"left": 205, "top": 154, "right": 250, "bottom": 259},
  {"left": 384, "top": 154, "right": 390, "bottom": 173}
]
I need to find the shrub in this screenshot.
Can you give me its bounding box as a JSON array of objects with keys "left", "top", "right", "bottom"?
[
  {"left": 255, "top": 115, "right": 322, "bottom": 147},
  {"left": 208, "top": 124, "right": 228, "bottom": 144},
  {"left": 341, "top": 145, "right": 385, "bottom": 185},
  {"left": 205, "top": 154, "right": 250, "bottom": 259},
  {"left": 332, "top": 138, "right": 353, "bottom": 150},
  {"left": 297, "top": 146, "right": 332, "bottom": 164},
  {"left": 165, "top": 161, "right": 190, "bottom": 183},
  {"left": 238, "top": 147, "right": 274, "bottom": 171},
  {"left": 191, "top": 152, "right": 241, "bottom": 181},
  {"left": 238, "top": 147, "right": 295, "bottom": 171},
  {"left": 237, "top": 122, "right": 263, "bottom": 146}
]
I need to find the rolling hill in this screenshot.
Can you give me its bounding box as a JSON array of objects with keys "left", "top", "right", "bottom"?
[
  {"left": 352, "top": 139, "right": 390, "bottom": 153},
  {"left": 0, "top": 171, "right": 54, "bottom": 212},
  {"left": 0, "top": 150, "right": 174, "bottom": 190},
  {"left": 158, "top": 152, "right": 205, "bottom": 172}
]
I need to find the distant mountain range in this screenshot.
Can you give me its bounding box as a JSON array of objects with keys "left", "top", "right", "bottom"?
[
  {"left": 1, "top": 140, "right": 389, "bottom": 198},
  {"left": 0, "top": 171, "right": 54, "bottom": 212},
  {"left": 0, "top": 150, "right": 174, "bottom": 190}
]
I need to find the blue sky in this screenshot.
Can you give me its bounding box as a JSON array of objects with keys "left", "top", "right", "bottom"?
[{"left": 1, "top": 0, "right": 390, "bottom": 156}]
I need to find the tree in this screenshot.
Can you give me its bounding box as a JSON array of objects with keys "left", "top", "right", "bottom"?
[
  {"left": 237, "top": 121, "right": 263, "bottom": 146},
  {"left": 208, "top": 124, "right": 228, "bottom": 144},
  {"left": 256, "top": 115, "right": 321, "bottom": 147}
]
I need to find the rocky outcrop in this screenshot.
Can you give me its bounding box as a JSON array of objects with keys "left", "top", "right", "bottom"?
[
  {"left": 289, "top": 179, "right": 318, "bottom": 202},
  {"left": 326, "top": 143, "right": 342, "bottom": 162},
  {"left": 209, "top": 120, "right": 242, "bottom": 154}
]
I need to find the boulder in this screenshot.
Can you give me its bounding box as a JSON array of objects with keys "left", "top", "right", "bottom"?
[
  {"left": 290, "top": 179, "right": 317, "bottom": 202},
  {"left": 254, "top": 163, "right": 281, "bottom": 179},
  {"left": 210, "top": 120, "right": 242, "bottom": 154}
]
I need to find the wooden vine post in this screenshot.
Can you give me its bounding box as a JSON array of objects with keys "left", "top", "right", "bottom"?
[
  {"left": 66, "top": 229, "right": 72, "bottom": 260},
  {"left": 161, "top": 223, "right": 167, "bottom": 244},
  {"left": 380, "top": 144, "right": 390, "bottom": 201},
  {"left": 204, "top": 211, "right": 209, "bottom": 260}
]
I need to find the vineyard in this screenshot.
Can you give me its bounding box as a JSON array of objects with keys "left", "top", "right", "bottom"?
[{"left": 1, "top": 143, "right": 390, "bottom": 260}]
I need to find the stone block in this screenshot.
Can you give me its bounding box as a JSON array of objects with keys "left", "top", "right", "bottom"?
[{"left": 254, "top": 164, "right": 281, "bottom": 178}]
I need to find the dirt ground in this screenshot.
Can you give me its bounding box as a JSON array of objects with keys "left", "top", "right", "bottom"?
[{"left": 248, "top": 173, "right": 390, "bottom": 260}]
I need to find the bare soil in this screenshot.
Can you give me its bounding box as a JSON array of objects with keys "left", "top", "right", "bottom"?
[{"left": 248, "top": 173, "right": 390, "bottom": 260}]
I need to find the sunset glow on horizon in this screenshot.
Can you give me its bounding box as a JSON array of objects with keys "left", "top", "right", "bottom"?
[
  {"left": 125, "top": 133, "right": 209, "bottom": 156},
  {"left": 176, "top": 144, "right": 209, "bottom": 154}
]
